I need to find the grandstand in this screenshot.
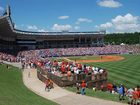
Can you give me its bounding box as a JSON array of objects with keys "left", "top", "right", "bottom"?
[{"left": 0, "top": 5, "right": 105, "bottom": 54}]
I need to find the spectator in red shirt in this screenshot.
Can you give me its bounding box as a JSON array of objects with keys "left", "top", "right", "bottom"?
[
  {"left": 132, "top": 88, "right": 139, "bottom": 105},
  {"left": 61, "top": 65, "right": 66, "bottom": 74},
  {"left": 81, "top": 80, "right": 86, "bottom": 95},
  {"left": 107, "top": 83, "right": 113, "bottom": 93}
]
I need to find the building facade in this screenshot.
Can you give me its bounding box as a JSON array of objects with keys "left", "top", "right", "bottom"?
[{"left": 0, "top": 6, "right": 105, "bottom": 53}]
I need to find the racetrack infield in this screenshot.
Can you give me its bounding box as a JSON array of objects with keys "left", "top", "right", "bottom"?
[{"left": 67, "top": 55, "right": 125, "bottom": 63}]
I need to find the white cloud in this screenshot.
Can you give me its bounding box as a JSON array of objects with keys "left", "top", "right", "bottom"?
[
  {"left": 112, "top": 13, "right": 140, "bottom": 32},
  {"left": 52, "top": 24, "right": 72, "bottom": 31},
  {"left": 58, "top": 16, "right": 69, "bottom": 19},
  {"left": 0, "top": 6, "right": 4, "bottom": 15},
  {"left": 114, "top": 24, "right": 140, "bottom": 32},
  {"left": 97, "top": 0, "right": 122, "bottom": 8},
  {"left": 76, "top": 18, "right": 92, "bottom": 24},
  {"left": 95, "top": 13, "right": 140, "bottom": 33},
  {"left": 74, "top": 26, "right": 80, "bottom": 30},
  {"left": 26, "top": 25, "right": 48, "bottom": 32},
  {"left": 27, "top": 25, "right": 38, "bottom": 30},
  {"left": 96, "top": 22, "right": 113, "bottom": 29},
  {"left": 112, "top": 13, "right": 138, "bottom": 25},
  {"left": 38, "top": 29, "right": 48, "bottom": 32}
]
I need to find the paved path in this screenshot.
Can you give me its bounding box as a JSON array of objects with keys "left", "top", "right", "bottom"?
[
  {"left": 3, "top": 61, "right": 22, "bottom": 69},
  {"left": 5, "top": 62, "right": 126, "bottom": 105}
]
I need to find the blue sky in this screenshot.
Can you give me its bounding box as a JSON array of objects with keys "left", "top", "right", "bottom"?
[{"left": 0, "top": 0, "right": 140, "bottom": 33}]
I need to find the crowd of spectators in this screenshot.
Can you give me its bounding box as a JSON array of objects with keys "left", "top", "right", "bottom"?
[
  {"left": 107, "top": 83, "right": 140, "bottom": 105},
  {"left": 0, "top": 44, "right": 140, "bottom": 104},
  {"left": 0, "top": 52, "right": 17, "bottom": 62},
  {"left": 31, "top": 45, "right": 140, "bottom": 57},
  {"left": 36, "top": 59, "right": 107, "bottom": 78}
]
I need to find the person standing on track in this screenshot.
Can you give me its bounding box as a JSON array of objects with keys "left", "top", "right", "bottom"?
[{"left": 45, "top": 79, "right": 51, "bottom": 92}]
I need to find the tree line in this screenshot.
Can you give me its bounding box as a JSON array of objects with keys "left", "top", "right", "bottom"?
[{"left": 104, "top": 32, "right": 140, "bottom": 45}]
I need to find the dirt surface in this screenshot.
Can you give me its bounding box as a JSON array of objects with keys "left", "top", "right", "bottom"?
[{"left": 67, "top": 55, "right": 125, "bottom": 63}]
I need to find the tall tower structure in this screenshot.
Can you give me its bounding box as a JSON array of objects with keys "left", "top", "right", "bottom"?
[{"left": 6, "top": 5, "right": 11, "bottom": 16}]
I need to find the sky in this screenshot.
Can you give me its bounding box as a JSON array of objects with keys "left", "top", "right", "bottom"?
[{"left": 0, "top": 0, "right": 140, "bottom": 33}]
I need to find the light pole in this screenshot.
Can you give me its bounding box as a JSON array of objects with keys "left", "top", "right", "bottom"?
[{"left": 139, "top": 36, "right": 140, "bottom": 45}]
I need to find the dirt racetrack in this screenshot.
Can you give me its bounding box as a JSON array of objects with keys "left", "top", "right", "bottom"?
[{"left": 74, "top": 55, "right": 125, "bottom": 63}]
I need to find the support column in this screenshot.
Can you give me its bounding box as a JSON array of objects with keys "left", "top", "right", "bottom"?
[
  {"left": 85, "top": 37, "right": 87, "bottom": 43},
  {"left": 79, "top": 37, "right": 81, "bottom": 43},
  {"left": 91, "top": 37, "right": 92, "bottom": 43},
  {"left": 96, "top": 38, "right": 99, "bottom": 43}
]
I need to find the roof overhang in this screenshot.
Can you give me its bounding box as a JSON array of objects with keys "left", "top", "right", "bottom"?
[{"left": 0, "top": 15, "right": 106, "bottom": 38}]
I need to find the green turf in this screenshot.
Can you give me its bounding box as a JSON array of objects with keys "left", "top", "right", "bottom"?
[
  {"left": 68, "top": 55, "right": 100, "bottom": 60},
  {"left": 0, "top": 64, "right": 58, "bottom": 105},
  {"left": 65, "top": 86, "right": 128, "bottom": 103},
  {"left": 69, "top": 54, "right": 140, "bottom": 88}
]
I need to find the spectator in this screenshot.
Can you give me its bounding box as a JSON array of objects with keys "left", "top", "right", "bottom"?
[
  {"left": 126, "top": 88, "right": 134, "bottom": 104},
  {"left": 118, "top": 84, "right": 125, "bottom": 101},
  {"left": 107, "top": 83, "right": 113, "bottom": 93},
  {"left": 100, "top": 84, "right": 104, "bottom": 91},
  {"left": 76, "top": 82, "right": 81, "bottom": 94},
  {"left": 81, "top": 80, "right": 86, "bottom": 95},
  {"left": 50, "top": 80, "right": 54, "bottom": 89},
  {"left": 113, "top": 83, "right": 117, "bottom": 93},
  {"left": 132, "top": 88, "right": 139, "bottom": 105},
  {"left": 45, "top": 79, "right": 51, "bottom": 92}
]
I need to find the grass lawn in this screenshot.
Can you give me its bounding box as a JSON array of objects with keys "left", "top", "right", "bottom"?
[
  {"left": 65, "top": 86, "right": 128, "bottom": 103},
  {"left": 0, "top": 64, "right": 58, "bottom": 105}
]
